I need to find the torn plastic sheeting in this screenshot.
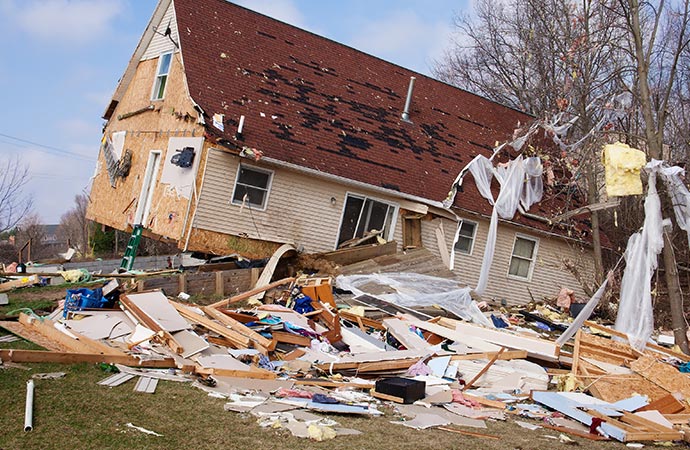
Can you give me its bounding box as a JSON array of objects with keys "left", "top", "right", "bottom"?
[
  {"left": 661, "top": 165, "right": 690, "bottom": 248},
  {"left": 555, "top": 279, "right": 608, "bottom": 346},
  {"left": 336, "top": 273, "right": 492, "bottom": 327},
  {"left": 614, "top": 161, "right": 666, "bottom": 351}
]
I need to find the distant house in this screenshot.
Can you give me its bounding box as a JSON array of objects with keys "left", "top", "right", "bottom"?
[{"left": 86, "top": 0, "right": 595, "bottom": 305}]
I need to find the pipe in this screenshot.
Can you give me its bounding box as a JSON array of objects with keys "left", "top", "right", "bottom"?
[
  {"left": 237, "top": 115, "right": 245, "bottom": 135},
  {"left": 401, "top": 76, "right": 416, "bottom": 121},
  {"left": 24, "top": 379, "right": 34, "bottom": 432}
]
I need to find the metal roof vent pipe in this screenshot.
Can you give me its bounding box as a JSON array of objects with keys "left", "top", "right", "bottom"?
[{"left": 401, "top": 76, "right": 416, "bottom": 122}]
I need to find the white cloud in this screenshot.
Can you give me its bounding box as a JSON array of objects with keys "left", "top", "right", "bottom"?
[
  {"left": 2, "top": 0, "right": 124, "bottom": 44},
  {"left": 348, "top": 10, "right": 453, "bottom": 75},
  {"left": 233, "top": 0, "right": 306, "bottom": 28}
]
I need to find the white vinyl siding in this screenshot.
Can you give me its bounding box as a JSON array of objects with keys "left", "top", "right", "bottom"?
[{"left": 141, "top": 1, "right": 179, "bottom": 61}]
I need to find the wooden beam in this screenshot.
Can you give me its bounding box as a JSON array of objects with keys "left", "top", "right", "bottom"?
[
  {"left": 450, "top": 350, "right": 527, "bottom": 361},
  {"left": 202, "top": 306, "right": 273, "bottom": 350},
  {"left": 18, "top": 313, "right": 124, "bottom": 356},
  {"left": 584, "top": 321, "right": 690, "bottom": 362},
  {"left": 208, "top": 277, "right": 295, "bottom": 308},
  {"left": 540, "top": 423, "right": 609, "bottom": 441},
  {"left": 169, "top": 301, "right": 251, "bottom": 348},
  {"left": 271, "top": 331, "right": 311, "bottom": 347},
  {"left": 0, "top": 349, "right": 175, "bottom": 367},
  {"left": 194, "top": 366, "right": 277, "bottom": 380},
  {"left": 0, "top": 274, "right": 39, "bottom": 293},
  {"left": 371, "top": 390, "right": 405, "bottom": 403}
]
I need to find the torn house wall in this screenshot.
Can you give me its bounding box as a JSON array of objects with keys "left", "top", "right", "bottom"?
[
  {"left": 87, "top": 47, "right": 205, "bottom": 243},
  {"left": 160, "top": 137, "right": 204, "bottom": 199},
  {"left": 421, "top": 214, "right": 593, "bottom": 306}
]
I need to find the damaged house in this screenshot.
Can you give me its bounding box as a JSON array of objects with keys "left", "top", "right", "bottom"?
[{"left": 87, "top": 0, "right": 596, "bottom": 305}]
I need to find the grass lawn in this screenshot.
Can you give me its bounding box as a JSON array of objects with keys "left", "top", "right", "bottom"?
[{"left": 0, "top": 284, "right": 633, "bottom": 449}]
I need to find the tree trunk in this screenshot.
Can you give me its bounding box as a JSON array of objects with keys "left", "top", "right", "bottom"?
[{"left": 662, "top": 231, "right": 689, "bottom": 353}]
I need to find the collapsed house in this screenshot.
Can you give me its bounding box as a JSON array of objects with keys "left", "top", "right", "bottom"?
[{"left": 86, "top": 0, "right": 596, "bottom": 306}]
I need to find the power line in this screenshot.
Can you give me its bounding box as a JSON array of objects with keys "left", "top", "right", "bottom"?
[{"left": 0, "top": 132, "right": 96, "bottom": 162}]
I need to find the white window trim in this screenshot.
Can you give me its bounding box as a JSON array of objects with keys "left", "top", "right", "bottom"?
[
  {"left": 133, "top": 150, "right": 162, "bottom": 226},
  {"left": 453, "top": 218, "right": 478, "bottom": 256},
  {"left": 333, "top": 191, "right": 399, "bottom": 249},
  {"left": 230, "top": 163, "right": 274, "bottom": 211},
  {"left": 507, "top": 233, "right": 539, "bottom": 282},
  {"left": 151, "top": 52, "right": 173, "bottom": 101}
]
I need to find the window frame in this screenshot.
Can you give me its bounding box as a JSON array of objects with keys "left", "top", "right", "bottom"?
[
  {"left": 453, "top": 219, "right": 478, "bottom": 256},
  {"left": 151, "top": 52, "right": 173, "bottom": 101},
  {"left": 334, "top": 192, "right": 398, "bottom": 249},
  {"left": 507, "top": 233, "right": 539, "bottom": 281},
  {"left": 230, "top": 163, "right": 274, "bottom": 211}
]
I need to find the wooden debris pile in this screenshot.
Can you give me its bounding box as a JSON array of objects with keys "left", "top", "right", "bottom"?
[{"left": 2, "top": 273, "right": 690, "bottom": 444}]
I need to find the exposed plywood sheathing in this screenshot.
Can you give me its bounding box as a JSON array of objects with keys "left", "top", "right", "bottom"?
[{"left": 185, "top": 227, "right": 283, "bottom": 259}]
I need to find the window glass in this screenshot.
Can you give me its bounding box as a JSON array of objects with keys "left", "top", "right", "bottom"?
[
  {"left": 338, "top": 195, "right": 395, "bottom": 246},
  {"left": 508, "top": 236, "right": 537, "bottom": 279},
  {"left": 454, "top": 221, "right": 476, "bottom": 254},
  {"left": 152, "top": 52, "right": 172, "bottom": 100},
  {"left": 231, "top": 165, "right": 272, "bottom": 209}
]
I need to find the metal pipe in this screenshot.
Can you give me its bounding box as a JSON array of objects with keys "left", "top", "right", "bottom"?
[
  {"left": 24, "top": 379, "right": 34, "bottom": 432},
  {"left": 401, "top": 76, "right": 416, "bottom": 121},
  {"left": 237, "top": 115, "right": 245, "bottom": 135}
]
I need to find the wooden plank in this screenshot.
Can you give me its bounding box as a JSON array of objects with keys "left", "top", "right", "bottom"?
[
  {"left": 371, "top": 390, "right": 405, "bottom": 403},
  {"left": 0, "top": 274, "right": 40, "bottom": 293},
  {"left": 202, "top": 306, "right": 273, "bottom": 349},
  {"left": 639, "top": 393, "right": 686, "bottom": 414},
  {"left": 624, "top": 431, "right": 682, "bottom": 441},
  {"left": 437, "top": 427, "right": 500, "bottom": 440},
  {"left": 272, "top": 331, "right": 311, "bottom": 347},
  {"left": 214, "top": 271, "right": 224, "bottom": 296},
  {"left": 383, "top": 318, "right": 429, "bottom": 350},
  {"left": 194, "top": 366, "right": 277, "bottom": 380},
  {"left": 18, "top": 313, "right": 124, "bottom": 356},
  {"left": 621, "top": 412, "right": 675, "bottom": 432},
  {"left": 293, "top": 379, "right": 372, "bottom": 389},
  {"left": 0, "top": 349, "right": 176, "bottom": 367},
  {"left": 170, "top": 301, "right": 251, "bottom": 348},
  {"left": 461, "top": 393, "right": 507, "bottom": 410},
  {"left": 315, "top": 240, "right": 397, "bottom": 267},
  {"left": 340, "top": 311, "right": 385, "bottom": 330},
  {"left": 664, "top": 414, "right": 690, "bottom": 424},
  {"left": 463, "top": 347, "right": 506, "bottom": 390},
  {"left": 0, "top": 321, "right": 69, "bottom": 352},
  {"left": 247, "top": 244, "right": 296, "bottom": 302},
  {"left": 208, "top": 277, "right": 295, "bottom": 308},
  {"left": 315, "top": 358, "right": 419, "bottom": 373},
  {"left": 450, "top": 350, "right": 527, "bottom": 361},
  {"left": 584, "top": 321, "right": 690, "bottom": 362}
]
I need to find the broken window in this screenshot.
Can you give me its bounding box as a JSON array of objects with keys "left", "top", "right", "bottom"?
[
  {"left": 508, "top": 235, "right": 538, "bottom": 280},
  {"left": 231, "top": 164, "right": 273, "bottom": 209},
  {"left": 337, "top": 194, "right": 396, "bottom": 246},
  {"left": 453, "top": 220, "right": 477, "bottom": 255},
  {"left": 151, "top": 52, "right": 173, "bottom": 100}
]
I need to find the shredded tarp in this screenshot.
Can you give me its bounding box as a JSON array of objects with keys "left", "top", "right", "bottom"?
[
  {"left": 555, "top": 279, "right": 609, "bottom": 346},
  {"left": 614, "top": 160, "right": 667, "bottom": 350},
  {"left": 464, "top": 155, "right": 543, "bottom": 295},
  {"left": 336, "top": 273, "right": 492, "bottom": 327},
  {"left": 660, "top": 165, "right": 690, "bottom": 249}
]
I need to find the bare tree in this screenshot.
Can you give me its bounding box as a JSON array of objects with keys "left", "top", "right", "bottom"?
[
  {"left": 58, "top": 194, "right": 90, "bottom": 257},
  {"left": 621, "top": 0, "right": 690, "bottom": 353},
  {"left": 434, "top": 0, "right": 631, "bottom": 284},
  {"left": 15, "top": 212, "right": 47, "bottom": 262},
  {"left": 0, "top": 156, "right": 33, "bottom": 233}
]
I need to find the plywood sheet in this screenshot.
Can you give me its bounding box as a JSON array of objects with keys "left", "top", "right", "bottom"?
[
  {"left": 631, "top": 355, "right": 690, "bottom": 399},
  {"left": 126, "top": 291, "right": 190, "bottom": 332},
  {"left": 172, "top": 329, "right": 209, "bottom": 358}
]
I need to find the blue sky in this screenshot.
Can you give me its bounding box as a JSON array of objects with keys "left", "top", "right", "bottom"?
[{"left": 0, "top": 0, "right": 467, "bottom": 225}]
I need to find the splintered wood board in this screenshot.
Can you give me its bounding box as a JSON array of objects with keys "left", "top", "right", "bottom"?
[
  {"left": 577, "top": 358, "right": 668, "bottom": 403},
  {"left": 0, "top": 321, "right": 68, "bottom": 352},
  {"left": 578, "top": 332, "right": 642, "bottom": 366},
  {"left": 383, "top": 318, "right": 430, "bottom": 350},
  {"left": 631, "top": 355, "right": 690, "bottom": 399}
]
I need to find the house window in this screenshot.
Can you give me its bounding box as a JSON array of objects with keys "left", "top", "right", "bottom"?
[
  {"left": 337, "top": 194, "right": 396, "bottom": 246},
  {"left": 151, "top": 52, "right": 173, "bottom": 100},
  {"left": 454, "top": 220, "right": 477, "bottom": 255},
  {"left": 231, "top": 165, "right": 273, "bottom": 210},
  {"left": 508, "top": 235, "right": 538, "bottom": 280}
]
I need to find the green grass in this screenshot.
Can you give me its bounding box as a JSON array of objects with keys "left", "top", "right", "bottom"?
[{"left": 0, "top": 362, "right": 634, "bottom": 450}]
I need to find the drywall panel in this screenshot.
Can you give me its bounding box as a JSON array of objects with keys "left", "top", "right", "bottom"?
[{"left": 160, "top": 137, "right": 204, "bottom": 198}]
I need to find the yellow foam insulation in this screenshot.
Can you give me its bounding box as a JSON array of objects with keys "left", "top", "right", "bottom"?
[{"left": 603, "top": 142, "right": 646, "bottom": 197}]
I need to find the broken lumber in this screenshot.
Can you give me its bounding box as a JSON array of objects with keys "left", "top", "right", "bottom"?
[
  {"left": 202, "top": 306, "right": 274, "bottom": 351},
  {"left": 169, "top": 301, "right": 251, "bottom": 348},
  {"left": 120, "top": 295, "right": 184, "bottom": 354},
  {"left": 0, "top": 274, "right": 39, "bottom": 293},
  {"left": 584, "top": 321, "right": 690, "bottom": 362},
  {"left": 0, "top": 349, "right": 175, "bottom": 367},
  {"left": 462, "top": 347, "right": 506, "bottom": 391},
  {"left": 208, "top": 277, "right": 295, "bottom": 308}
]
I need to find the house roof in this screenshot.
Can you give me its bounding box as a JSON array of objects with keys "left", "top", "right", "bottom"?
[{"left": 171, "top": 0, "right": 589, "bottom": 240}]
